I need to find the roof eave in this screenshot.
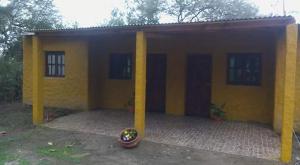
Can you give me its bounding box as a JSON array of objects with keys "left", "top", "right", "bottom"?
[
  {"left": 28, "top": 16, "right": 296, "bottom": 37},
  {"left": 22, "top": 32, "right": 35, "bottom": 36}
]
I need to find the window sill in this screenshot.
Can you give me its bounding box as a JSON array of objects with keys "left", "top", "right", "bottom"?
[
  {"left": 44, "top": 77, "right": 65, "bottom": 80},
  {"left": 227, "top": 84, "right": 262, "bottom": 87}
]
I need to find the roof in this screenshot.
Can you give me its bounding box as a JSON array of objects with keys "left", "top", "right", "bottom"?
[{"left": 27, "top": 16, "right": 296, "bottom": 36}]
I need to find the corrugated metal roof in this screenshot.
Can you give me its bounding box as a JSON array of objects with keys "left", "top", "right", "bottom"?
[{"left": 29, "top": 16, "right": 295, "bottom": 35}]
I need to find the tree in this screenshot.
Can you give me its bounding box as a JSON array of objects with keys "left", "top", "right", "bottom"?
[
  {"left": 0, "top": 0, "right": 63, "bottom": 102},
  {"left": 0, "top": 56, "right": 22, "bottom": 103},
  {"left": 106, "top": 0, "right": 258, "bottom": 25},
  {"left": 106, "top": 0, "right": 166, "bottom": 25},
  {"left": 125, "top": 0, "right": 166, "bottom": 24},
  {"left": 0, "top": 0, "right": 63, "bottom": 59},
  {"left": 203, "top": 0, "right": 259, "bottom": 21},
  {"left": 107, "top": 8, "right": 126, "bottom": 26},
  {"left": 167, "top": 0, "right": 258, "bottom": 22}
]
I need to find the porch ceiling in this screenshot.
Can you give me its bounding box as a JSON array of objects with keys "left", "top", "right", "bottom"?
[{"left": 28, "top": 16, "right": 295, "bottom": 37}]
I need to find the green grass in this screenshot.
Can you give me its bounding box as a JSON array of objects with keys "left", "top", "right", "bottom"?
[
  {"left": 37, "top": 160, "right": 52, "bottom": 165},
  {"left": 0, "top": 104, "right": 33, "bottom": 132},
  {"left": 0, "top": 128, "right": 73, "bottom": 165},
  {"left": 0, "top": 104, "right": 85, "bottom": 164},
  {"left": 0, "top": 153, "right": 30, "bottom": 165},
  {"left": 0, "top": 142, "right": 28, "bottom": 165},
  {"left": 19, "top": 159, "right": 30, "bottom": 165},
  {"left": 0, "top": 131, "right": 33, "bottom": 165},
  {"left": 0, "top": 136, "right": 14, "bottom": 163},
  {"left": 0, "top": 146, "right": 14, "bottom": 165},
  {"left": 37, "top": 145, "right": 84, "bottom": 164}
]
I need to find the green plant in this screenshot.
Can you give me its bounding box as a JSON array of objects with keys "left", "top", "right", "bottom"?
[
  {"left": 125, "top": 92, "right": 135, "bottom": 108},
  {"left": 210, "top": 103, "right": 226, "bottom": 119},
  {"left": 127, "top": 96, "right": 134, "bottom": 107},
  {"left": 121, "top": 129, "right": 138, "bottom": 142},
  {"left": 0, "top": 57, "right": 23, "bottom": 103}
]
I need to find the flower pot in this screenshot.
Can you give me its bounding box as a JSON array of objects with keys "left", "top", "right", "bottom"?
[
  {"left": 119, "top": 128, "right": 141, "bottom": 149},
  {"left": 211, "top": 115, "right": 223, "bottom": 122},
  {"left": 128, "top": 106, "right": 135, "bottom": 113}
]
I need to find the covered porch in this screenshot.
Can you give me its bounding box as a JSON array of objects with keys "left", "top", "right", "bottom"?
[
  {"left": 44, "top": 109, "right": 280, "bottom": 160},
  {"left": 29, "top": 16, "right": 298, "bottom": 163}
]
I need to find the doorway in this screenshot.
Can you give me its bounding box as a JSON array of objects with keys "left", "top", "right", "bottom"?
[
  {"left": 146, "top": 54, "right": 167, "bottom": 113},
  {"left": 185, "top": 54, "right": 212, "bottom": 117}
]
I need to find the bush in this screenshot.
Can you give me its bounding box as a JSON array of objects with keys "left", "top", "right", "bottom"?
[{"left": 0, "top": 57, "right": 22, "bottom": 103}]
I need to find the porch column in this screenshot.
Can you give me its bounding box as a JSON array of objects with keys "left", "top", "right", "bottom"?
[
  {"left": 134, "top": 31, "right": 147, "bottom": 138},
  {"left": 274, "top": 24, "right": 298, "bottom": 163},
  {"left": 32, "top": 36, "right": 44, "bottom": 124}
]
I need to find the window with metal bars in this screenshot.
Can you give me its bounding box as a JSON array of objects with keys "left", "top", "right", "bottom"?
[
  {"left": 227, "top": 53, "right": 261, "bottom": 86},
  {"left": 109, "top": 53, "right": 132, "bottom": 79},
  {"left": 45, "top": 51, "right": 65, "bottom": 77}
]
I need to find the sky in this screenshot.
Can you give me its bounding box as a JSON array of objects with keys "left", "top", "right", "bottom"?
[
  {"left": 1, "top": 0, "right": 300, "bottom": 27},
  {"left": 53, "top": 0, "right": 300, "bottom": 27}
]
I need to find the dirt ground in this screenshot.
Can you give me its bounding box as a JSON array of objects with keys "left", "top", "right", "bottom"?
[{"left": 0, "top": 103, "right": 298, "bottom": 165}]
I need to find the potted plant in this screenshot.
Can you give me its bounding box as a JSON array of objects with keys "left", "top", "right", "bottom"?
[
  {"left": 210, "top": 103, "right": 226, "bottom": 121},
  {"left": 119, "top": 128, "right": 141, "bottom": 148},
  {"left": 126, "top": 93, "right": 135, "bottom": 113}
]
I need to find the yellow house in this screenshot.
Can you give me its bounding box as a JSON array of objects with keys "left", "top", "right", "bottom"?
[{"left": 23, "top": 16, "right": 299, "bottom": 163}]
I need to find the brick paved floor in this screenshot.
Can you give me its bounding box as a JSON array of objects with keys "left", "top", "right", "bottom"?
[{"left": 44, "top": 109, "right": 280, "bottom": 160}]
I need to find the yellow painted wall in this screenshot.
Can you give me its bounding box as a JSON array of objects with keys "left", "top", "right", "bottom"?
[
  {"left": 295, "top": 28, "right": 300, "bottom": 132},
  {"left": 88, "top": 35, "right": 135, "bottom": 110},
  {"left": 23, "top": 36, "right": 89, "bottom": 110},
  {"left": 24, "top": 30, "right": 276, "bottom": 124},
  {"left": 86, "top": 31, "right": 276, "bottom": 124},
  {"left": 210, "top": 32, "right": 275, "bottom": 124}
]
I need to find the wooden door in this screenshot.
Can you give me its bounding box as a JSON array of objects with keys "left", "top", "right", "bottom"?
[
  {"left": 186, "top": 55, "right": 212, "bottom": 117},
  {"left": 146, "top": 54, "right": 166, "bottom": 113}
]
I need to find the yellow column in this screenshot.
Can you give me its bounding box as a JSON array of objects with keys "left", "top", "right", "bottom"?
[
  {"left": 280, "top": 24, "right": 298, "bottom": 163},
  {"left": 134, "top": 31, "right": 147, "bottom": 138},
  {"left": 32, "top": 36, "right": 44, "bottom": 124}
]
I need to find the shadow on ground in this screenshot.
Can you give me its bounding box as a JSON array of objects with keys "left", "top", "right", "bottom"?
[{"left": 0, "top": 103, "right": 297, "bottom": 165}]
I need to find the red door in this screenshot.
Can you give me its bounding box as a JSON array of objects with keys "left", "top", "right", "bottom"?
[
  {"left": 146, "top": 54, "right": 166, "bottom": 113},
  {"left": 186, "top": 55, "right": 212, "bottom": 117}
]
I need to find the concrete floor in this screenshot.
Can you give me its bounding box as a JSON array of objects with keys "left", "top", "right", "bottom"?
[{"left": 44, "top": 109, "right": 281, "bottom": 161}]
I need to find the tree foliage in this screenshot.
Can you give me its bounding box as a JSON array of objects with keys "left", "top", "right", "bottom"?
[
  {"left": 106, "top": 0, "right": 258, "bottom": 25},
  {"left": 125, "top": 0, "right": 166, "bottom": 24},
  {"left": 1, "top": 0, "right": 63, "bottom": 59},
  {"left": 106, "top": 0, "right": 166, "bottom": 25},
  {"left": 107, "top": 8, "right": 126, "bottom": 26},
  {"left": 0, "top": 0, "right": 63, "bottom": 103},
  {"left": 0, "top": 56, "right": 22, "bottom": 103},
  {"left": 167, "top": 0, "right": 258, "bottom": 22}
]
